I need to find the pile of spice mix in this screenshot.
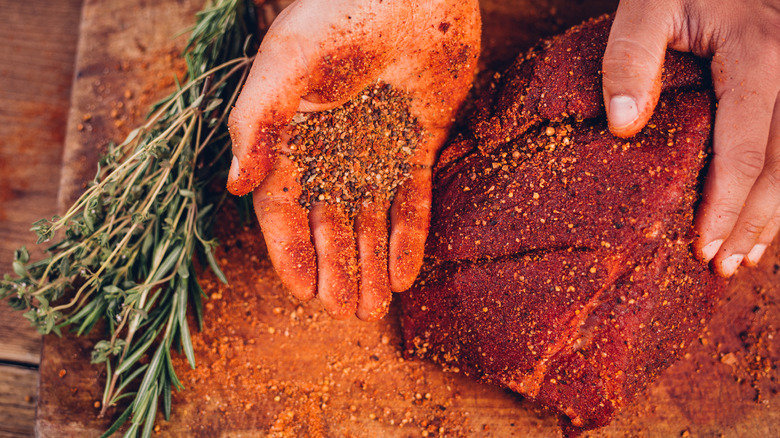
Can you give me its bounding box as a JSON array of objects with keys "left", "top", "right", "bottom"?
[{"left": 286, "top": 81, "right": 425, "bottom": 216}]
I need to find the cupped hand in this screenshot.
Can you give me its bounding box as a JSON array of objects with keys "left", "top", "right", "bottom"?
[
  {"left": 602, "top": 0, "right": 780, "bottom": 277},
  {"left": 227, "top": 0, "right": 481, "bottom": 319}
]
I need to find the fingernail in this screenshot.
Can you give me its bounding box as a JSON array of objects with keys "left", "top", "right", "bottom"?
[
  {"left": 721, "top": 254, "right": 744, "bottom": 277},
  {"left": 700, "top": 239, "right": 723, "bottom": 262},
  {"left": 229, "top": 156, "right": 240, "bottom": 181},
  {"left": 746, "top": 244, "right": 767, "bottom": 265},
  {"left": 609, "top": 95, "right": 639, "bottom": 129}
]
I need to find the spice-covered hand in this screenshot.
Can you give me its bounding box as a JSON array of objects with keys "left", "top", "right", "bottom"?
[
  {"left": 227, "top": 0, "right": 480, "bottom": 319},
  {"left": 602, "top": 0, "right": 780, "bottom": 277}
]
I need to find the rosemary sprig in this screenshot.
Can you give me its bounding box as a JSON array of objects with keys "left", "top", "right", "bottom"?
[{"left": 0, "top": 0, "right": 260, "bottom": 436}]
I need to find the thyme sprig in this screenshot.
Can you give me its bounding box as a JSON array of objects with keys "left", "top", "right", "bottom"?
[{"left": 0, "top": 0, "right": 260, "bottom": 436}]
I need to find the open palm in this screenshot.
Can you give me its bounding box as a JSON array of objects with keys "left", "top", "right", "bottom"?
[{"left": 227, "top": 0, "right": 481, "bottom": 320}]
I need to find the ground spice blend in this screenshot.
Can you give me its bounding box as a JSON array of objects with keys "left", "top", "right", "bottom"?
[{"left": 286, "top": 81, "right": 425, "bottom": 216}]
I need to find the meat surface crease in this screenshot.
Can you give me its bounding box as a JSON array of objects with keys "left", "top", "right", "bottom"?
[{"left": 399, "top": 15, "right": 728, "bottom": 435}]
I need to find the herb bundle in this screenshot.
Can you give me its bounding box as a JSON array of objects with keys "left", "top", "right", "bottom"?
[{"left": 0, "top": 0, "right": 260, "bottom": 436}]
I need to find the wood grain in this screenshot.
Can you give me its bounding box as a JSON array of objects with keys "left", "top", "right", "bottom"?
[
  {"left": 0, "top": 0, "right": 84, "bottom": 365},
  {"left": 0, "top": 1, "right": 83, "bottom": 437},
  {"left": 36, "top": 0, "right": 780, "bottom": 437},
  {"left": 0, "top": 366, "right": 39, "bottom": 438}
]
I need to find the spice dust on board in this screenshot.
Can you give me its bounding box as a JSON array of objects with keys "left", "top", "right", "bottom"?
[{"left": 286, "top": 81, "right": 425, "bottom": 216}]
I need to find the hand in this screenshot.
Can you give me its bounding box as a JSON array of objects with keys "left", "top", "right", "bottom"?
[
  {"left": 227, "top": 0, "right": 481, "bottom": 319},
  {"left": 602, "top": 0, "right": 780, "bottom": 277}
]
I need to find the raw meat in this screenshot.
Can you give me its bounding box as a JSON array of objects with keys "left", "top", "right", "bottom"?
[{"left": 399, "top": 15, "right": 727, "bottom": 435}]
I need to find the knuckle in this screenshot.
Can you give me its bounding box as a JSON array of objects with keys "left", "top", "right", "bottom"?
[
  {"left": 253, "top": 196, "right": 300, "bottom": 219},
  {"left": 722, "top": 148, "right": 765, "bottom": 181},
  {"left": 765, "top": 212, "right": 780, "bottom": 238},
  {"left": 737, "top": 10, "right": 780, "bottom": 72},
  {"left": 227, "top": 105, "right": 247, "bottom": 128},
  {"left": 754, "top": 46, "right": 780, "bottom": 80},
  {"left": 758, "top": 5, "right": 780, "bottom": 45},
  {"left": 708, "top": 199, "right": 744, "bottom": 221},
  {"left": 739, "top": 217, "right": 766, "bottom": 237},
  {"left": 763, "top": 157, "right": 780, "bottom": 193},
  {"left": 603, "top": 37, "right": 664, "bottom": 79},
  {"left": 253, "top": 195, "right": 277, "bottom": 210}
]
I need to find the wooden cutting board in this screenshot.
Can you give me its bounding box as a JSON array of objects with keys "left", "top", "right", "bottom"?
[{"left": 37, "top": 0, "right": 780, "bottom": 437}]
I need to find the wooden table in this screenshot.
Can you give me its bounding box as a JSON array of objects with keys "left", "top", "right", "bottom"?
[
  {"left": 3, "top": 1, "right": 780, "bottom": 437},
  {"left": 0, "top": 1, "right": 83, "bottom": 436}
]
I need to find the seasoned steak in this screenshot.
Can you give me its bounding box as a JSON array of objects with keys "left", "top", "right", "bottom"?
[{"left": 399, "top": 15, "right": 727, "bottom": 435}]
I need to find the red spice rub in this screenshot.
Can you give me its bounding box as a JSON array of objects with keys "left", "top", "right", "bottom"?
[{"left": 400, "top": 15, "right": 728, "bottom": 435}]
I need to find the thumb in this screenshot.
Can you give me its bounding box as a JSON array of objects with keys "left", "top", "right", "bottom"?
[
  {"left": 226, "top": 21, "right": 312, "bottom": 196},
  {"left": 228, "top": 0, "right": 395, "bottom": 196},
  {"left": 602, "top": 1, "right": 674, "bottom": 138}
]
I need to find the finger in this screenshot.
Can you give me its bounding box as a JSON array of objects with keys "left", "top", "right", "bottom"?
[
  {"left": 389, "top": 166, "right": 432, "bottom": 292},
  {"left": 354, "top": 199, "right": 392, "bottom": 321},
  {"left": 252, "top": 156, "right": 317, "bottom": 301},
  {"left": 741, "top": 95, "right": 780, "bottom": 266},
  {"left": 385, "top": 120, "right": 446, "bottom": 293},
  {"left": 715, "top": 92, "right": 780, "bottom": 269},
  {"left": 694, "top": 58, "right": 779, "bottom": 273},
  {"left": 227, "top": 17, "right": 311, "bottom": 196},
  {"left": 745, "top": 205, "right": 780, "bottom": 267},
  {"left": 602, "top": 0, "right": 673, "bottom": 137},
  {"left": 310, "top": 202, "right": 359, "bottom": 319}
]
